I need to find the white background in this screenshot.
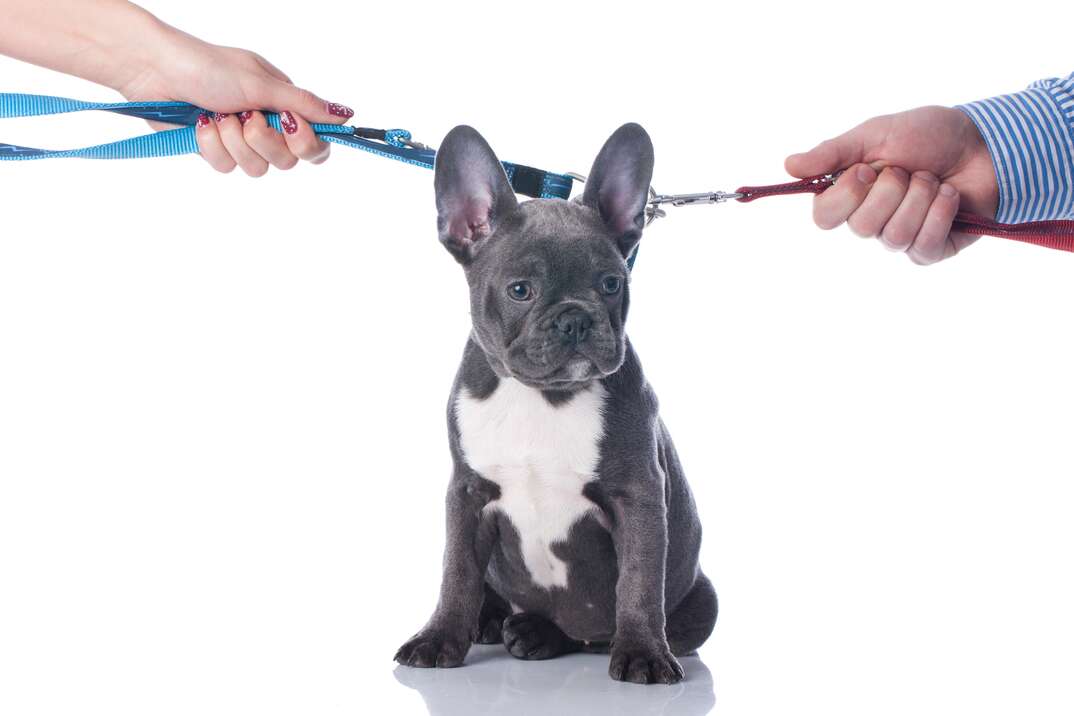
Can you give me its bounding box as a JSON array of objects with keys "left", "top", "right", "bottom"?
[{"left": 1, "top": 1, "right": 1072, "bottom": 715}]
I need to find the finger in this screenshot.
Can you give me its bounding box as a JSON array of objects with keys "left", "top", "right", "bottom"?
[
  {"left": 194, "top": 113, "right": 236, "bottom": 173},
  {"left": 878, "top": 171, "right": 940, "bottom": 252},
  {"left": 812, "top": 164, "right": 878, "bottom": 231},
  {"left": 785, "top": 125, "right": 868, "bottom": 178},
  {"left": 214, "top": 112, "right": 269, "bottom": 178},
  {"left": 279, "top": 110, "right": 331, "bottom": 164},
  {"left": 241, "top": 110, "right": 298, "bottom": 170},
  {"left": 847, "top": 166, "right": 910, "bottom": 239},
  {"left": 251, "top": 79, "right": 354, "bottom": 125},
  {"left": 907, "top": 183, "right": 961, "bottom": 265}
]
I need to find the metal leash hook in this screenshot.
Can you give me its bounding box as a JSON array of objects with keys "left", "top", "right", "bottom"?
[
  {"left": 353, "top": 126, "right": 434, "bottom": 151},
  {"left": 565, "top": 172, "right": 742, "bottom": 226},
  {"left": 645, "top": 187, "right": 744, "bottom": 225}
]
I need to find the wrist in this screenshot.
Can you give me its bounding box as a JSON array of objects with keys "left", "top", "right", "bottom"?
[
  {"left": 99, "top": 11, "right": 178, "bottom": 94},
  {"left": 957, "top": 88, "right": 1074, "bottom": 223},
  {"left": 54, "top": 2, "right": 173, "bottom": 93},
  {"left": 0, "top": 0, "right": 171, "bottom": 93},
  {"left": 951, "top": 105, "right": 1000, "bottom": 219},
  {"left": 953, "top": 105, "right": 985, "bottom": 155}
]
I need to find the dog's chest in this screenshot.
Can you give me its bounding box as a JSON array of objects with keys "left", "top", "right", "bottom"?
[{"left": 455, "top": 378, "right": 607, "bottom": 589}]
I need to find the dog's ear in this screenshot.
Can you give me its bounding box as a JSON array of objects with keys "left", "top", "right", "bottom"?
[
  {"left": 434, "top": 125, "right": 518, "bottom": 265},
  {"left": 582, "top": 123, "right": 654, "bottom": 259}
]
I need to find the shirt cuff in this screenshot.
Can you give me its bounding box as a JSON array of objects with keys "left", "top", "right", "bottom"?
[{"left": 957, "top": 82, "right": 1074, "bottom": 224}]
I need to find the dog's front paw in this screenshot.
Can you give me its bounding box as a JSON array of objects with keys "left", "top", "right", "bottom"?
[
  {"left": 609, "top": 638, "right": 685, "bottom": 684},
  {"left": 394, "top": 627, "right": 470, "bottom": 668}
]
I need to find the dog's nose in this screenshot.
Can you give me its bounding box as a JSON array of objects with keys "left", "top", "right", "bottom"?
[{"left": 553, "top": 308, "right": 592, "bottom": 345}]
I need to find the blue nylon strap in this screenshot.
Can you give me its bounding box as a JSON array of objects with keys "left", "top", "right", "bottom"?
[{"left": 0, "top": 93, "right": 576, "bottom": 200}]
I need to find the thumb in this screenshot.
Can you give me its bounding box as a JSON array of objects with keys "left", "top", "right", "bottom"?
[
  {"left": 253, "top": 80, "right": 355, "bottom": 124},
  {"left": 784, "top": 126, "right": 867, "bottom": 178}
]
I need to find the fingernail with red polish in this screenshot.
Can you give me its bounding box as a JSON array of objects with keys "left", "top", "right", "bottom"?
[
  {"left": 326, "top": 102, "right": 354, "bottom": 119},
  {"left": 281, "top": 111, "right": 298, "bottom": 135},
  {"left": 212, "top": 112, "right": 229, "bottom": 123},
  {"left": 238, "top": 111, "right": 254, "bottom": 125},
  {"left": 196, "top": 113, "right": 211, "bottom": 128}
]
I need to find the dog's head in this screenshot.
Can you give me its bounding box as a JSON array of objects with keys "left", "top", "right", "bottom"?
[{"left": 434, "top": 123, "right": 654, "bottom": 391}]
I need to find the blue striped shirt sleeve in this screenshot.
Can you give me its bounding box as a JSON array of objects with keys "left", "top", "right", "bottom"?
[{"left": 957, "top": 72, "right": 1074, "bottom": 224}]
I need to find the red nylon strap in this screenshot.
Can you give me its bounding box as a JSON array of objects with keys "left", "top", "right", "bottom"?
[{"left": 734, "top": 174, "right": 1074, "bottom": 253}]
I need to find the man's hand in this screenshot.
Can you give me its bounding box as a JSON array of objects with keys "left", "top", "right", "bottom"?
[{"left": 785, "top": 106, "right": 999, "bottom": 264}]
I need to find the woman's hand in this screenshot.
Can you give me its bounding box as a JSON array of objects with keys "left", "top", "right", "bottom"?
[
  {"left": 0, "top": 1, "right": 353, "bottom": 177},
  {"left": 119, "top": 26, "right": 354, "bottom": 176}
]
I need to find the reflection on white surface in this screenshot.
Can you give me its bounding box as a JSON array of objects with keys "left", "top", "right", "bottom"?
[{"left": 394, "top": 645, "right": 715, "bottom": 716}]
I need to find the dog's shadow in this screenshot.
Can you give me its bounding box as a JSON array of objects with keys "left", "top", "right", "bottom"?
[{"left": 393, "top": 645, "right": 716, "bottom": 716}]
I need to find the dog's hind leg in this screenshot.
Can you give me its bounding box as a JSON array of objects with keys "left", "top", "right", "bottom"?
[
  {"left": 501, "top": 613, "right": 583, "bottom": 660},
  {"left": 666, "top": 572, "right": 718, "bottom": 656},
  {"left": 474, "top": 582, "right": 512, "bottom": 644}
]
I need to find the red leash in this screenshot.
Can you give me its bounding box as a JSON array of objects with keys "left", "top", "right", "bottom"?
[{"left": 734, "top": 174, "right": 1074, "bottom": 253}]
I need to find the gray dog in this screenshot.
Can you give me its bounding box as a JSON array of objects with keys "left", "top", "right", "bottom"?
[{"left": 394, "top": 123, "right": 716, "bottom": 684}]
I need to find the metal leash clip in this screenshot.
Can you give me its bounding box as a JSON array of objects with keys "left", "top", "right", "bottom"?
[
  {"left": 400, "top": 137, "right": 433, "bottom": 151},
  {"left": 567, "top": 173, "right": 742, "bottom": 226},
  {"left": 645, "top": 187, "right": 744, "bottom": 225},
  {"left": 351, "top": 126, "right": 433, "bottom": 152}
]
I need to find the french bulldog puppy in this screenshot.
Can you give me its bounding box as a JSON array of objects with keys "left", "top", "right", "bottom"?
[{"left": 394, "top": 123, "right": 716, "bottom": 684}]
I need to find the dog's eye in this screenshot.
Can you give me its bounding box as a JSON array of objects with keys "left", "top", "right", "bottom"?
[
  {"left": 601, "top": 276, "right": 622, "bottom": 295},
  {"left": 507, "top": 281, "right": 534, "bottom": 302}
]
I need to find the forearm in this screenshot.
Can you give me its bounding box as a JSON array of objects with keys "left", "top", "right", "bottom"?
[
  {"left": 957, "top": 72, "right": 1074, "bottom": 224},
  {"left": 0, "top": 0, "right": 171, "bottom": 91},
  {"left": 431, "top": 480, "right": 494, "bottom": 627},
  {"left": 610, "top": 487, "right": 669, "bottom": 637}
]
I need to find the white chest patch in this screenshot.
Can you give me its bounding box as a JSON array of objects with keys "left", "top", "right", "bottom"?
[{"left": 455, "top": 377, "right": 607, "bottom": 590}]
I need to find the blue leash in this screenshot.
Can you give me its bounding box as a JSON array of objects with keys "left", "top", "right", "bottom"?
[{"left": 0, "top": 93, "right": 576, "bottom": 200}]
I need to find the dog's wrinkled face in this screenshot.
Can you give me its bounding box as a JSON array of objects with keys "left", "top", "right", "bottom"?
[
  {"left": 434, "top": 124, "right": 655, "bottom": 391},
  {"left": 465, "top": 200, "right": 628, "bottom": 388}
]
